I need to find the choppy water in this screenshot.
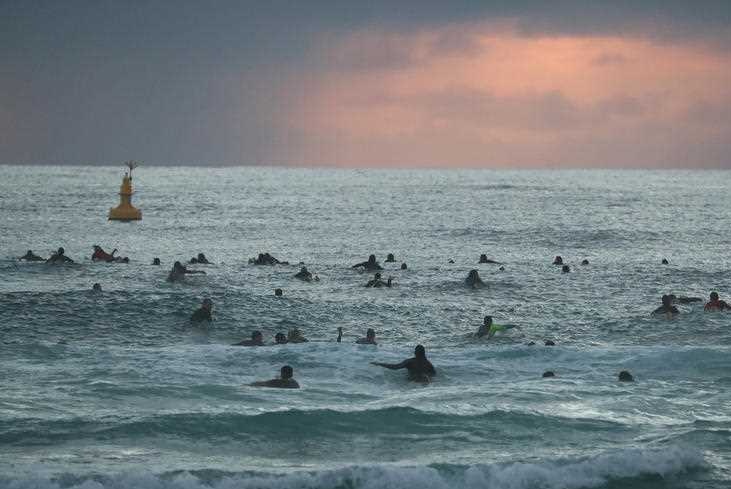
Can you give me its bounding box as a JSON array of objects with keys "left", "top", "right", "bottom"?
[{"left": 1, "top": 166, "right": 730, "bottom": 489}]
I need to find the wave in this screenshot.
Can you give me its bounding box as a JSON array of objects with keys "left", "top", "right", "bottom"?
[
  {"left": 0, "top": 447, "right": 706, "bottom": 489},
  {"left": 0, "top": 407, "right": 624, "bottom": 445}
]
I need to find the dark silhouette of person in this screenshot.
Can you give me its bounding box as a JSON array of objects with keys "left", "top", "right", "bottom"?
[
  {"left": 385, "top": 253, "right": 396, "bottom": 263},
  {"left": 251, "top": 365, "right": 300, "bottom": 389},
  {"left": 47, "top": 247, "right": 74, "bottom": 264},
  {"left": 652, "top": 295, "right": 679, "bottom": 318},
  {"left": 553, "top": 256, "right": 563, "bottom": 265},
  {"left": 356, "top": 328, "right": 377, "bottom": 345},
  {"left": 191, "top": 298, "right": 213, "bottom": 322},
  {"left": 704, "top": 291, "right": 730, "bottom": 311},
  {"left": 371, "top": 345, "right": 436, "bottom": 382},
  {"left": 465, "top": 269, "right": 485, "bottom": 288},
  {"left": 19, "top": 250, "right": 45, "bottom": 261},
  {"left": 352, "top": 254, "right": 383, "bottom": 271}
]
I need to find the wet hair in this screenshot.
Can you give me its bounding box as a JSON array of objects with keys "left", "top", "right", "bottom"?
[
  {"left": 618, "top": 370, "right": 634, "bottom": 382},
  {"left": 281, "top": 365, "right": 293, "bottom": 379},
  {"left": 368, "top": 254, "right": 376, "bottom": 262},
  {"left": 710, "top": 291, "right": 719, "bottom": 301},
  {"left": 252, "top": 330, "right": 263, "bottom": 340},
  {"left": 92, "top": 283, "right": 102, "bottom": 291},
  {"left": 387, "top": 253, "right": 395, "bottom": 261},
  {"left": 275, "top": 288, "right": 283, "bottom": 296},
  {"left": 661, "top": 294, "right": 671, "bottom": 306},
  {"left": 484, "top": 315, "right": 493, "bottom": 325},
  {"left": 366, "top": 328, "right": 375, "bottom": 339},
  {"left": 542, "top": 371, "right": 555, "bottom": 378},
  {"left": 544, "top": 340, "right": 555, "bottom": 346},
  {"left": 661, "top": 258, "right": 669, "bottom": 264},
  {"left": 414, "top": 344, "right": 426, "bottom": 358},
  {"left": 553, "top": 255, "right": 563, "bottom": 265},
  {"left": 562, "top": 265, "right": 570, "bottom": 273},
  {"left": 58, "top": 247, "right": 65, "bottom": 254},
  {"left": 198, "top": 253, "right": 206, "bottom": 260},
  {"left": 401, "top": 263, "right": 407, "bottom": 270}
]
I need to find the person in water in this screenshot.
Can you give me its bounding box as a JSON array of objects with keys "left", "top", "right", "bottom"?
[
  {"left": 92, "top": 245, "right": 116, "bottom": 262},
  {"left": 562, "top": 265, "right": 571, "bottom": 273},
  {"left": 385, "top": 253, "right": 396, "bottom": 263},
  {"left": 152, "top": 257, "right": 161, "bottom": 266},
  {"left": 704, "top": 292, "right": 730, "bottom": 311},
  {"left": 233, "top": 330, "right": 264, "bottom": 346},
  {"left": 661, "top": 258, "right": 669, "bottom": 265},
  {"left": 400, "top": 263, "right": 407, "bottom": 270},
  {"left": 581, "top": 259, "right": 589, "bottom": 265},
  {"left": 274, "top": 332, "right": 288, "bottom": 344},
  {"left": 191, "top": 298, "right": 213, "bottom": 322},
  {"left": 479, "top": 254, "right": 501, "bottom": 264},
  {"left": 195, "top": 253, "right": 210, "bottom": 264},
  {"left": 465, "top": 269, "right": 485, "bottom": 288},
  {"left": 371, "top": 345, "right": 436, "bottom": 382},
  {"left": 287, "top": 328, "right": 308, "bottom": 343},
  {"left": 251, "top": 365, "right": 300, "bottom": 389},
  {"left": 365, "top": 272, "right": 392, "bottom": 288},
  {"left": 47, "top": 247, "right": 74, "bottom": 264},
  {"left": 352, "top": 254, "right": 383, "bottom": 271},
  {"left": 249, "top": 253, "right": 287, "bottom": 265},
  {"left": 618, "top": 371, "right": 634, "bottom": 382},
  {"left": 542, "top": 371, "right": 555, "bottom": 378},
  {"left": 553, "top": 256, "right": 563, "bottom": 265},
  {"left": 668, "top": 294, "right": 702, "bottom": 304},
  {"left": 336, "top": 326, "right": 343, "bottom": 342},
  {"left": 274, "top": 288, "right": 283, "bottom": 296},
  {"left": 356, "top": 328, "right": 377, "bottom": 345},
  {"left": 19, "top": 250, "right": 45, "bottom": 261},
  {"left": 92, "top": 283, "right": 102, "bottom": 292},
  {"left": 167, "top": 261, "right": 206, "bottom": 282},
  {"left": 652, "top": 295, "right": 679, "bottom": 318},
  {"left": 476, "top": 316, "right": 516, "bottom": 339},
  {"left": 294, "top": 266, "right": 313, "bottom": 281}
]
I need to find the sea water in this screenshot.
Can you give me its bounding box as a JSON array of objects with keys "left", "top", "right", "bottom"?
[{"left": 0, "top": 166, "right": 730, "bottom": 489}]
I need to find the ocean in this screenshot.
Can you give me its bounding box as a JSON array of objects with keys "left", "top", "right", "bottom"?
[{"left": 1, "top": 166, "right": 730, "bottom": 488}]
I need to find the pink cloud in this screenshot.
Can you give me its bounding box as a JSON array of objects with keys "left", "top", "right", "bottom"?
[{"left": 273, "top": 22, "right": 731, "bottom": 167}]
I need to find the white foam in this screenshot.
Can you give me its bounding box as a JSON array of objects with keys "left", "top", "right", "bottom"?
[{"left": 1, "top": 446, "right": 705, "bottom": 489}]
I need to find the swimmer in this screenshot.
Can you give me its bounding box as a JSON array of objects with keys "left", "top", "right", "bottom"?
[
  {"left": 250, "top": 365, "right": 300, "bottom": 389},
  {"left": 371, "top": 345, "right": 436, "bottom": 383},
  {"left": 618, "top": 371, "right": 634, "bottom": 382},
  {"left": 652, "top": 294, "right": 679, "bottom": 318},
  {"left": 704, "top": 291, "right": 730, "bottom": 311},
  {"left": 274, "top": 332, "right": 288, "bottom": 344},
  {"left": 167, "top": 261, "right": 206, "bottom": 282},
  {"left": 274, "top": 288, "right": 283, "bottom": 296},
  {"left": 385, "top": 253, "right": 396, "bottom": 263},
  {"left": 249, "top": 253, "right": 287, "bottom": 266},
  {"left": 401, "top": 263, "right": 407, "bottom": 270},
  {"left": 544, "top": 340, "right": 555, "bottom": 346},
  {"left": 448, "top": 259, "right": 455, "bottom": 264},
  {"left": 661, "top": 258, "right": 669, "bottom": 265},
  {"left": 92, "top": 245, "right": 117, "bottom": 262},
  {"left": 294, "top": 266, "right": 313, "bottom": 282},
  {"left": 152, "top": 258, "right": 161, "bottom": 266},
  {"left": 356, "top": 328, "right": 377, "bottom": 345},
  {"left": 352, "top": 254, "right": 383, "bottom": 271},
  {"left": 475, "top": 316, "right": 516, "bottom": 339},
  {"left": 336, "top": 326, "right": 343, "bottom": 343},
  {"left": 365, "top": 272, "right": 391, "bottom": 288},
  {"left": 18, "top": 250, "right": 45, "bottom": 261},
  {"left": 553, "top": 255, "right": 563, "bottom": 265},
  {"left": 479, "top": 254, "right": 502, "bottom": 264},
  {"left": 542, "top": 371, "right": 555, "bottom": 378},
  {"left": 465, "top": 269, "right": 485, "bottom": 288},
  {"left": 287, "top": 328, "right": 308, "bottom": 343},
  {"left": 190, "top": 298, "right": 213, "bottom": 322},
  {"left": 196, "top": 253, "right": 210, "bottom": 264},
  {"left": 232, "top": 330, "right": 264, "bottom": 346},
  {"left": 581, "top": 259, "right": 589, "bottom": 265},
  {"left": 498, "top": 266, "right": 505, "bottom": 271},
  {"left": 47, "top": 247, "right": 74, "bottom": 264},
  {"left": 562, "top": 265, "right": 571, "bottom": 273},
  {"left": 92, "top": 283, "right": 102, "bottom": 292}
]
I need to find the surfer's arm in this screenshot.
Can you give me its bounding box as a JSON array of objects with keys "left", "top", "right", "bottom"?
[{"left": 371, "top": 360, "right": 408, "bottom": 370}]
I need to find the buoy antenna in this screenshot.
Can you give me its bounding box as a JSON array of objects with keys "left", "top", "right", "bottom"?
[{"left": 124, "top": 160, "right": 140, "bottom": 178}]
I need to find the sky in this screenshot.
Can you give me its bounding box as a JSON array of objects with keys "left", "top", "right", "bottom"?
[{"left": 1, "top": 0, "right": 730, "bottom": 168}]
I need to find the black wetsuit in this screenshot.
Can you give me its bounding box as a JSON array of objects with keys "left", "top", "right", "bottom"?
[
  {"left": 376, "top": 357, "right": 436, "bottom": 381},
  {"left": 652, "top": 305, "right": 679, "bottom": 316},
  {"left": 190, "top": 308, "right": 212, "bottom": 322},
  {"left": 252, "top": 378, "right": 300, "bottom": 389}
]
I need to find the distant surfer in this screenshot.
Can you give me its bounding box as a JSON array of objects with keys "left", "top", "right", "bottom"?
[
  {"left": 274, "top": 332, "right": 288, "bottom": 344},
  {"left": 371, "top": 345, "right": 436, "bottom": 383},
  {"left": 652, "top": 295, "right": 679, "bottom": 318},
  {"left": 465, "top": 269, "right": 485, "bottom": 288},
  {"left": 232, "top": 330, "right": 264, "bottom": 346},
  {"left": 618, "top": 371, "right": 634, "bottom": 382},
  {"left": 250, "top": 365, "right": 300, "bottom": 389},
  {"left": 553, "top": 256, "right": 563, "bottom": 265},
  {"left": 152, "top": 257, "right": 161, "bottom": 266},
  {"left": 294, "top": 266, "right": 313, "bottom": 281},
  {"left": 92, "top": 283, "right": 102, "bottom": 293},
  {"left": 190, "top": 253, "right": 211, "bottom": 264},
  {"left": 356, "top": 328, "right": 377, "bottom": 345},
  {"left": 287, "top": 328, "right": 308, "bottom": 343},
  {"left": 18, "top": 250, "right": 45, "bottom": 261},
  {"left": 47, "top": 247, "right": 74, "bottom": 264},
  {"left": 190, "top": 298, "right": 213, "bottom": 322},
  {"left": 249, "top": 253, "right": 287, "bottom": 265},
  {"left": 167, "top": 261, "right": 206, "bottom": 282},
  {"left": 352, "top": 254, "right": 383, "bottom": 271},
  {"left": 385, "top": 253, "right": 396, "bottom": 263},
  {"left": 365, "top": 272, "right": 391, "bottom": 287},
  {"left": 476, "top": 316, "right": 516, "bottom": 339},
  {"left": 479, "top": 254, "right": 501, "bottom": 264}
]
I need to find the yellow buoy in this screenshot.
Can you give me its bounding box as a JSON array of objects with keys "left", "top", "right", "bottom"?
[{"left": 108, "top": 161, "right": 142, "bottom": 221}]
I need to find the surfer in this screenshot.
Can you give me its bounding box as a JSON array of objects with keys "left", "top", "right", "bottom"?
[
  {"left": 92, "top": 245, "right": 116, "bottom": 262},
  {"left": 562, "top": 265, "right": 571, "bottom": 273},
  {"left": 18, "top": 250, "right": 45, "bottom": 261},
  {"left": 365, "top": 272, "right": 391, "bottom": 287},
  {"left": 652, "top": 295, "right": 679, "bottom": 318},
  {"left": 152, "top": 257, "right": 161, "bottom": 265},
  {"left": 385, "top": 253, "right": 396, "bottom": 262},
  {"left": 476, "top": 316, "right": 516, "bottom": 339},
  {"left": 167, "top": 261, "right": 206, "bottom": 282},
  {"left": 190, "top": 253, "right": 211, "bottom": 264},
  {"left": 465, "top": 269, "right": 485, "bottom": 288},
  {"left": 274, "top": 332, "right": 288, "bottom": 344},
  {"left": 352, "top": 254, "right": 383, "bottom": 271},
  {"left": 232, "top": 331, "right": 264, "bottom": 346},
  {"left": 249, "top": 253, "right": 287, "bottom": 265},
  {"left": 479, "top": 254, "right": 501, "bottom": 264},
  {"left": 251, "top": 365, "right": 300, "bottom": 389},
  {"left": 371, "top": 345, "right": 436, "bottom": 382},
  {"left": 92, "top": 283, "right": 102, "bottom": 292},
  {"left": 294, "top": 266, "right": 313, "bottom": 281},
  {"left": 704, "top": 292, "right": 730, "bottom": 311},
  {"left": 47, "top": 247, "right": 74, "bottom": 264},
  {"left": 553, "top": 256, "right": 563, "bottom": 265},
  {"left": 190, "top": 298, "right": 213, "bottom": 322},
  {"left": 356, "top": 328, "right": 377, "bottom": 345},
  {"left": 287, "top": 328, "right": 308, "bottom": 343}
]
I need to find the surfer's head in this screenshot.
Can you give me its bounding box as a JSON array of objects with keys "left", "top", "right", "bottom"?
[
  {"left": 281, "top": 365, "right": 293, "bottom": 379},
  {"left": 414, "top": 344, "right": 426, "bottom": 359},
  {"left": 618, "top": 370, "right": 634, "bottom": 382},
  {"left": 484, "top": 315, "right": 493, "bottom": 326}
]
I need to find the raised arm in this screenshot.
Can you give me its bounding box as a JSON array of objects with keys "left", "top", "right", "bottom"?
[{"left": 370, "top": 359, "right": 409, "bottom": 370}]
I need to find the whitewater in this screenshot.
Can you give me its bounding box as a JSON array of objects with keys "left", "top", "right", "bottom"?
[{"left": 1, "top": 166, "right": 730, "bottom": 489}]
